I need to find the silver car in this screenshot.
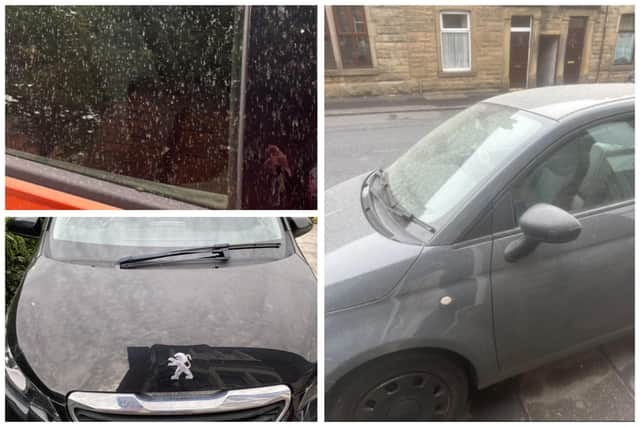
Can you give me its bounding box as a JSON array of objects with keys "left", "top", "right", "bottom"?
[{"left": 325, "top": 84, "right": 634, "bottom": 421}]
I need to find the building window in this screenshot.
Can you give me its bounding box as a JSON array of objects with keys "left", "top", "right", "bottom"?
[
  {"left": 614, "top": 14, "right": 634, "bottom": 65},
  {"left": 440, "top": 11, "right": 472, "bottom": 72},
  {"left": 325, "top": 6, "right": 373, "bottom": 70},
  {"left": 325, "top": 14, "right": 336, "bottom": 69}
]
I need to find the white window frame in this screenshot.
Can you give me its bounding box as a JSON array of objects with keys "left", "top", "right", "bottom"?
[
  {"left": 440, "top": 11, "right": 472, "bottom": 72},
  {"left": 510, "top": 15, "right": 532, "bottom": 32}
]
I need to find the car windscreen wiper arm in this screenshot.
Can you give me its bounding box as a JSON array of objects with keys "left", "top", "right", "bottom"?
[
  {"left": 117, "top": 242, "right": 281, "bottom": 269},
  {"left": 371, "top": 169, "right": 436, "bottom": 234}
]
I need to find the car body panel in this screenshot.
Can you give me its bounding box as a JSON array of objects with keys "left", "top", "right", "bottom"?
[
  {"left": 6, "top": 155, "right": 202, "bottom": 210},
  {"left": 326, "top": 174, "right": 425, "bottom": 311},
  {"left": 8, "top": 218, "right": 316, "bottom": 412},
  {"left": 325, "top": 85, "right": 634, "bottom": 398},
  {"left": 325, "top": 173, "right": 379, "bottom": 253},
  {"left": 6, "top": 176, "right": 118, "bottom": 210},
  {"left": 492, "top": 200, "right": 634, "bottom": 371},
  {"left": 326, "top": 241, "right": 497, "bottom": 390},
  {"left": 486, "top": 83, "right": 633, "bottom": 120}
]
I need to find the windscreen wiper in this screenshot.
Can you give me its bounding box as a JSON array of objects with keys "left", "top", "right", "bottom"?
[
  {"left": 370, "top": 169, "right": 436, "bottom": 234},
  {"left": 117, "top": 242, "right": 281, "bottom": 269}
]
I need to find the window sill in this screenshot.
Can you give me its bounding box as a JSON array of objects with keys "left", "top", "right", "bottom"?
[
  {"left": 326, "top": 68, "right": 379, "bottom": 77},
  {"left": 438, "top": 70, "right": 476, "bottom": 78},
  {"left": 611, "top": 63, "right": 633, "bottom": 70}
]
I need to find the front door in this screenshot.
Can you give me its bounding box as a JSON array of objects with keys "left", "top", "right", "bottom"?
[
  {"left": 564, "top": 17, "right": 587, "bottom": 83},
  {"left": 509, "top": 16, "right": 531, "bottom": 88},
  {"left": 490, "top": 115, "right": 635, "bottom": 372}
]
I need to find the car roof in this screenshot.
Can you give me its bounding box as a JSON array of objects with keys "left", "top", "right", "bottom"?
[{"left": 484, "top": 83, "right": 634, "bottom": 121}]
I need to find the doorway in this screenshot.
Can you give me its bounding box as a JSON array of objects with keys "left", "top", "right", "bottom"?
[
  {"left": 564, "top": 16, "right": 587, "bottom": 84},
  {"left": 509, "top": 16, "right": 532, "bottom": 88},
  {"left": 536, "top": 35, "right": 559, "bottom": 86}
]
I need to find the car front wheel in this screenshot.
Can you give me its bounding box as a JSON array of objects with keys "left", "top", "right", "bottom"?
[{"left": 327, "top": 351, "right": 469, "bottom": 421}]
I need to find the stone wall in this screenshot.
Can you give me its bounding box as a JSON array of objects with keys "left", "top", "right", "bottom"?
[{"left": 325, "top": 6, "right": 634, "bottom": 98}]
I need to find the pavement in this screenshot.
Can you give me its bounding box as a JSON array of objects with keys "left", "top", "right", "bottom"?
[
  {"left": 325, "top": 100, "right": 635, "bottom": 421},
  {"left": 325, "top": 93, "right": 495, "bottom": 117},
  {"left": 296, "top": 223, "right": 317, "bottom": 274},
  {"left": 468, "top": 335, "right": 634, "bottom": 421}
]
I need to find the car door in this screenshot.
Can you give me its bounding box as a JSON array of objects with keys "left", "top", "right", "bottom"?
[{"left": 490, "top": 114, "right": 634, "bottom": 372}]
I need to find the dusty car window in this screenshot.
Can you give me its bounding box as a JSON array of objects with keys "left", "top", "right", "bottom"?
[
  {"left": 52, "top": 217, "right": 282, "bottom": 246},
  {"left": 513, "top": 117, "right": 635, "bottom": 218},
  {"left": 6, "top": 6, "right": 240, "bottom": 206},
  {"left": 49, "top": 217, "right": 284, "bottom": 261},
  {"left": 386, "top": 102, "right": 550, "bottom": 226},
  {"left": 6, "top": 6, "right": 317, "bottom": 209}
]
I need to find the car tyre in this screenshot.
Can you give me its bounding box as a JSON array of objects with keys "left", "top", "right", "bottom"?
[{"left": 327, "top": 350, "right": 469, "bottom": 421}]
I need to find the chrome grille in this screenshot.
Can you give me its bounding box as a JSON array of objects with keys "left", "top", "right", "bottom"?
[{"left": 67, "top": 385, "right": 290, "bottom": 421}]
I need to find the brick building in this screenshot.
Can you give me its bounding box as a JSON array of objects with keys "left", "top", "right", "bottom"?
[{"left": 325, "top": 6, "right": 635, "bottom": 98}]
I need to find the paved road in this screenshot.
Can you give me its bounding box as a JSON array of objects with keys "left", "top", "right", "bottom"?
[
  {"left": 324, "top": 108, "right": 634, "bottom": 421},
  {"left": 325, "top": 109, "right": 459, "bottom": 188}
]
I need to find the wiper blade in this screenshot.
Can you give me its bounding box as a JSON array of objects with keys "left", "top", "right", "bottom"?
[
  {"left": 117, "top": 242, "right": 281, "bottom": 269},
  {"left": 370, "top": 169, "right": 436, "bottom": 234}
]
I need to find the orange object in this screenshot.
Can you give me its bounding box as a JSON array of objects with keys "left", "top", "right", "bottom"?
[{"left": 6, "top": 177, "right": 118, "bottom": 210}]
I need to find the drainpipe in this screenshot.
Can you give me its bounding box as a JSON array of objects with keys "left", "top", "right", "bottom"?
[
  {"left": 596, "top": 5, "right": 609, "bottom": 82},
  {"left": 235, "top": 6, "right": 251, "bottom": 209}
]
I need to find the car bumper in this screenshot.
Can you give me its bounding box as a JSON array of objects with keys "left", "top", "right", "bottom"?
[{"left": 6, "top": 381, "right": 317, "bottom": 421}]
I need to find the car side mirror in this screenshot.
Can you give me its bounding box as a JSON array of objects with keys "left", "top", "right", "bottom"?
[
  {"left": 7, "top": 217, "right": 43, "bottom": 238},
  {"left": 288, "top": 217, "right": 313, "bottom": 238},
  {"left": 505, "top": 204, "right": 581, "bottom": 263}
]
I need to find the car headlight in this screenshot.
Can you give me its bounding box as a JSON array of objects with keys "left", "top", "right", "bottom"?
[
  {"left": 297, "top": 378, "right": 317, "bottom": 421},
  {"left": 5, "top": 345, "right": 59, "bottom": 421},
  {"left": 6, "top": 346, "right": 28, "bottom": 392}
]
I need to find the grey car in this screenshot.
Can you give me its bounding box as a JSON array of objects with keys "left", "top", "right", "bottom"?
[{"left": 325, "top": 84, "right": 634, "bottom": 421}]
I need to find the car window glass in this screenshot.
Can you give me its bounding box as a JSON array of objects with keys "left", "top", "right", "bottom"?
[
  {"left": 6, "top": 7, "right": 241, "bottom": 207},
  {"left": 52, "top": 217, "right": 282, "bottom": 247},
  {"left": 387, "top": 103, "right": 551, "bottom": 226},
  {"left": 512, "top": 117, "right": 634, "bottom": 220},
  {"left": 49, "top": 217, "right": 285, "bottom": 262},
  {"left": 6, "top": 6, "right": 317, "bottom": 209}
]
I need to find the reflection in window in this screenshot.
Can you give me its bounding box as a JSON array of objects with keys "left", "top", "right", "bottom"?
[
  {"left": 6, "top": 6, "right": 317, "bottom": 209},
  {"left": 243, "top": 6, "right": 317, "bottom": 210},
  {"left": 6, "top": 6, "right": 240, "bottom": 206}
]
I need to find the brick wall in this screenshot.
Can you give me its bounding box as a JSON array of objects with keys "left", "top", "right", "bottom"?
[{"left": 584, "top": 6, "right": 635, "bottom": 83}]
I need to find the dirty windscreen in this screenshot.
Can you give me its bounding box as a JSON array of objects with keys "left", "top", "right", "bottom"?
[
  {"left": 48, "top": 217, "right": 285, "bottom": 262},
  {"left": 6, "top": 6, "right": 317, "bottom": 209},
  {"left": 387, "top": 102, "right": 551, "bottom": 226}
]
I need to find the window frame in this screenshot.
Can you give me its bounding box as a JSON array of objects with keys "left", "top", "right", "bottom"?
[
  {"left": 324, "top": 13, "right": 337, "bottom": 69},
  {"left": 613, "top": 13, "right": 635, "bottom": 66},
  {"left": 439, "top": 11, "right": 472, "bottom": 73},
  {"left": 325, "top": 6, "right": 377, "bottom": 74}
]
